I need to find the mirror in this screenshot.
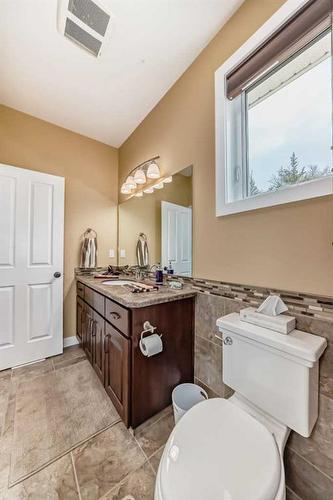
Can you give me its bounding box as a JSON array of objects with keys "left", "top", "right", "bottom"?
[{"left": 118, "top": 166, "right": 192, "bottom": 276}]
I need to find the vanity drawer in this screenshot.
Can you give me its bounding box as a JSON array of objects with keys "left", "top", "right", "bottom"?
[
  {"left": 84, "top": 286, "right": 105, "bottom": 317},
  {"left": 106, "top": 298, "right": 129, "bottom": 336},
  {"left": 77, "top": 281, "right": 85, "bottom": 299}
]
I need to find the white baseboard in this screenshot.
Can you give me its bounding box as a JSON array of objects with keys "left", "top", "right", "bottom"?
[{"left": 63, "top": 336, "right": 80, "bottom": 348}]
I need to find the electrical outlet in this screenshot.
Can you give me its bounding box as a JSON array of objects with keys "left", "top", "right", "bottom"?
[
  {"left": 120, "top": 249, "right": 126, "bottom": 258},
  {"left": 109, "top": 249, "right": 115, "bottom": 258}
]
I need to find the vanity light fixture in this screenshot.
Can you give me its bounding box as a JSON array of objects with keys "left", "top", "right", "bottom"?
[
  {"left": 147, "top": 161, "right": 160, "bottom": 179},
  {"left": 125, "top": 175, "right": 136, "bottom": 190},
  {"left": 134, "top": 169, "right": 146, "bottom": 184},
  {"left": 120, "top": 155, "right": 161, "bottom": 197},
  {"left": 143, "top": 187, "right": 154, "bottom": 194},
  {"left": 163, "top": 176, "right": 173, "bottom": 183}
]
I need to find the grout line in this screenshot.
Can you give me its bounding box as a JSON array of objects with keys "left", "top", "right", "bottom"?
[
  {"left": 286, "top": 486, "right": 302, "bottom": 500},
  {"left": 133, "top": 406, "right": 172, "bottom": 437},
  {"left": 194, "top": 376, "right": 224, "bottom": 398},
  {"left": 8, "top": 419, "right": 122, "bottom": 488},
  {"left": 148, "top": 445, "right": 164, "bottom": 473},
  {"left": 287, "top": 445, "right": 333, "bottom": 483},
  {"left": 195, "top": 333, "right": 223, "bottom": 348},
  {"left": 133, "top": 434, "right": 150, "bottom": 462},
  {"left": 70, "top": 452, "right": 82, "bottom": 500},
  {"left": 146, "top": 457, "right": 157, "bottom": 477},
  {"left": 98, "top": 448, "right": 156, "bottom": 500}
]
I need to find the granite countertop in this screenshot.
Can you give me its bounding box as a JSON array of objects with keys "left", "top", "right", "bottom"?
[{"left": 76, "top": 275, "right": 196, "bottom": 308}]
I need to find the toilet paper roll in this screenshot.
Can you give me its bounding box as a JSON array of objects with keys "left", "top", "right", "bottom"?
[{"left": 139, "top": 334, "right": 163, "bottom": 357}]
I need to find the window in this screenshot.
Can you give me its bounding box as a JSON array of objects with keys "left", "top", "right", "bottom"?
[{"left": 215, "top": 0, "right": 333, "bottom": 216}]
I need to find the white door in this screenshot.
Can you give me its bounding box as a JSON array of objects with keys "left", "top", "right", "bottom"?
[
  {"left": 161, "top": 201, "right": 192, "bottom": 276},
  {"left": 0, "top": 164, "right": 64, "bottom": 370}
]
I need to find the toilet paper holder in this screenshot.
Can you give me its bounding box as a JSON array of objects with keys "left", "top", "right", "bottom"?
[
  {"left": 139, "top": 321, "right": 163, "bottom": 358},
  {"left": 140, "top": 321, "right": 163, "bottom": 341}
]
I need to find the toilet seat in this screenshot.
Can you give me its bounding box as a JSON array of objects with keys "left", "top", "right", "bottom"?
[{"left": 156, "top": 398, "right": 281, "bottom": 500}]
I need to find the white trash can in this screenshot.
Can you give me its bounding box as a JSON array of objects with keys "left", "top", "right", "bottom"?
[{"left": 172, "top": 383, "right": 208, "bottom": 424}]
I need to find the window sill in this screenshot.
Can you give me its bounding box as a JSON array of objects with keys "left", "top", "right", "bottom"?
[{"left": 216, "top": 176, "right": 332, "bottom": 216}]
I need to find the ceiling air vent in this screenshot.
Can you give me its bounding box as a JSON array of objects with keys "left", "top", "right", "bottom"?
[{"left": 57, "top": 0, "right": 112, "bottom": 57}]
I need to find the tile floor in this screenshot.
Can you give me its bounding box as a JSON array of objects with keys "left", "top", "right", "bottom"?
[{"left": 0, "top": 346, "right": 174, "bottom": 500}]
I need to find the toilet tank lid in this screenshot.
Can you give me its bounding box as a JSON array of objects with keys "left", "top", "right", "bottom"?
[{"left": 217, "top": 313, "right": 327, "bottom": 366}]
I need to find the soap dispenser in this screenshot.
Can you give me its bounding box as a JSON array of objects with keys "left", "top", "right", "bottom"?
[
  {"left": 155, "top": 263, "right": 163, "bottom": 284},
  {"left": 167, "top": 261, "right": 174, "bottom": 275}
]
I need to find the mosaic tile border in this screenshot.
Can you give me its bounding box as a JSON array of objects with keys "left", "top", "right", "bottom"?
[{"left": 181, "top": 276, "right": 333, "bottom": 322}]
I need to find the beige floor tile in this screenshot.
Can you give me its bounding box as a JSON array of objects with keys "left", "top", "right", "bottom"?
[
  {"left": 11, "top": 359, "right": 54, "bottom": 384},
  {"left": 149, "top": 446, "right": 164, "bottom": 473},
  {"left": 0, "top": 370, "right": 11, "bottom": 381},
  {"left": 52, "top": 346, "right": 86, "bottom": 370},
  {"left": 135, "top": 412, "right": 174, "bottom": 458},
  {"left": 0, "top": 377, "right": 11, "bottom": 436},
  {"left": 10, "top": 359, "right": 119, "bottom": 485},
  {"left": 0, "top": 389, "right": 16, "bottom": 496},
  {"left": 4, "top": 454, "right": 79, "bottom": 500},
  {"left": 102, "top": 462, "right": 156, "bottom": 500},
  {"left": 133, "top": 406, "right": 172, "bottom": 436},
  {"left": 73, "top": 422, "right": 146, "bottom": 500}
]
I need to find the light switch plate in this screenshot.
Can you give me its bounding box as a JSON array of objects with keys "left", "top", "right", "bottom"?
[
  {"left": 109, "top": 248, "right": 115, "bottom": 258},
  {"left": 120, "top": 249, "right": 126, "bottom": 258}
]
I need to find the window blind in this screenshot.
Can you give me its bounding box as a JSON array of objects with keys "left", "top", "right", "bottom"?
[{"left": 226, "top": 0, "right": 332, "bottom": 100}]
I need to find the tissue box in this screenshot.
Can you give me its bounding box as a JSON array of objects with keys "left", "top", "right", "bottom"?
[{"left": 240, "top": 307, "right": 295, "bottom": 334}]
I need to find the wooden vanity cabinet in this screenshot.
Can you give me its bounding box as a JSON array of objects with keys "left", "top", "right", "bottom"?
[
  {"left": 104, "top": 322, "right": 130, "bottom": 425},
  {"left": 76, "top": 281, "right": 194, "bottom": 428},
  {"left": 76, "top": 297, "right": 84, "bottom": 342},
  {"left": 83, "top": 305, "right": 94, "bottom": 364},
  {"left": 131, "top": 298, "right": 194, "bottom": 427},
  {"left": 92, "top": 311, "right": 105, "bottom": 384}
]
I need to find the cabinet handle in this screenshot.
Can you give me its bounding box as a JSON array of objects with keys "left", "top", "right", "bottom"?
[
  {"left": 92, "top": 320, "right": 97, "bottom": 337},
  {"left": 109, "top": 311, "right": 121, "bottom": 320},
  {"left": 104, "top": 334, "right": 110, "bottom": 353}
]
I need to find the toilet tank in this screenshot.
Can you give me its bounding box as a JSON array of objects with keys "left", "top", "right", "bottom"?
[{"left": 217, "top": 313, "right": 327, "bottom": 437}]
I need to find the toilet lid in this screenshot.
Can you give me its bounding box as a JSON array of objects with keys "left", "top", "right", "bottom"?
[{"left": 159, "top": 398, "right": 281, "bottom": 500}]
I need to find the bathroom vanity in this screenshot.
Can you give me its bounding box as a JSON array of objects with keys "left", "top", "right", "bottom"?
[{"left": 76, "top": 276, "right": 195, "bottom": 428}]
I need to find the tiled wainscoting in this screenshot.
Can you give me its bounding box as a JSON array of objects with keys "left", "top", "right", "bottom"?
[{"left": 194, "top": 291, "right": 333, "bottom": 500}]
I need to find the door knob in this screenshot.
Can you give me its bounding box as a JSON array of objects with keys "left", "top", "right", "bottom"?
[{"left": 54, "top": 272, "right": 61, "bottom": 278}]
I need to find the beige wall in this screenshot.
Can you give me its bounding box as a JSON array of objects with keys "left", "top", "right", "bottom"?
[
  {"left": 119, "top": 173, "right": 192, "bottom": 266},
  {"left": 0, "top": 105, "right": 118, "bottom": 338},
  {"left": 119, "top": 0, "right": 333, "bottom": 297}
]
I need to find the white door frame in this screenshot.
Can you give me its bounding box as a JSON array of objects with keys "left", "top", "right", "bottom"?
[{"left": 0, "top": 164, "right": 65, "bottom": 370}]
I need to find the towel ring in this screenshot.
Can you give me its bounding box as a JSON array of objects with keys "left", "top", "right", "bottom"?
[{"left": 84, "top": 228, "right": 97, "bottom": 238}]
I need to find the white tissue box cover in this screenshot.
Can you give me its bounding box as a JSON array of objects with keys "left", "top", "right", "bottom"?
[{"left": 240, "top": 307, "right": 295, "bottom": 334}]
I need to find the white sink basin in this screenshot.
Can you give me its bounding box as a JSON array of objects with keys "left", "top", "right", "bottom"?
[{"left": 102, "top": 280, "right": 145, "bottom": 287}]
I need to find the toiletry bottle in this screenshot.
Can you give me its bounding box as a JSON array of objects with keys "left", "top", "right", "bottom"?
[
  {"left": 155, "top": 263, "right": 163, "bottom": 284},
  {"left": 167, "top": 260, "right": 174, "bottom": 275}
]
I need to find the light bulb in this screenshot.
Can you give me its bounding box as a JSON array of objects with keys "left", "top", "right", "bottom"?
[
  {"left": 125, "top": 175, "right": 136, "bottom": 189},
  {"left": 144, "top": 187, "right": 154, "bottom": 194},
  {"left": 164, "top": 176, "right": 172, "bottom": 183},
  {"left": 147, "top": 161, "right": 160, "bottom": 179},
  {"left": 134, "top": 169, "right": 146, "bottom": 185},
  {"left": 121, "top": 183, "right": 131, "bottom": 194},
  {"left": 154, "top": 182, "right": 164, "bottom": 189}
]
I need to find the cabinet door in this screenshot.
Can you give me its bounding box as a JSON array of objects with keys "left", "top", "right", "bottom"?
[
  {"left": 104, "top": 323, "right": 130, "bottom": 426},
  {"left": 76, "top": 297, "right": 84, "bottom": 342},
  {"left": 83, "top": 305, "right": 94, "bottom": 364},
  {"left": 92, "top": 311, "right": 105, "bottom": 383},
  {"left": 131, "top": 298, "right": 194, "bottom": 427}
]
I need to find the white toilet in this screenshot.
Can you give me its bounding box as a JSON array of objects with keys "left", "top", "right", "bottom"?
[{"left": 155, "top": 311, "right": 327, "bottom": 500}]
